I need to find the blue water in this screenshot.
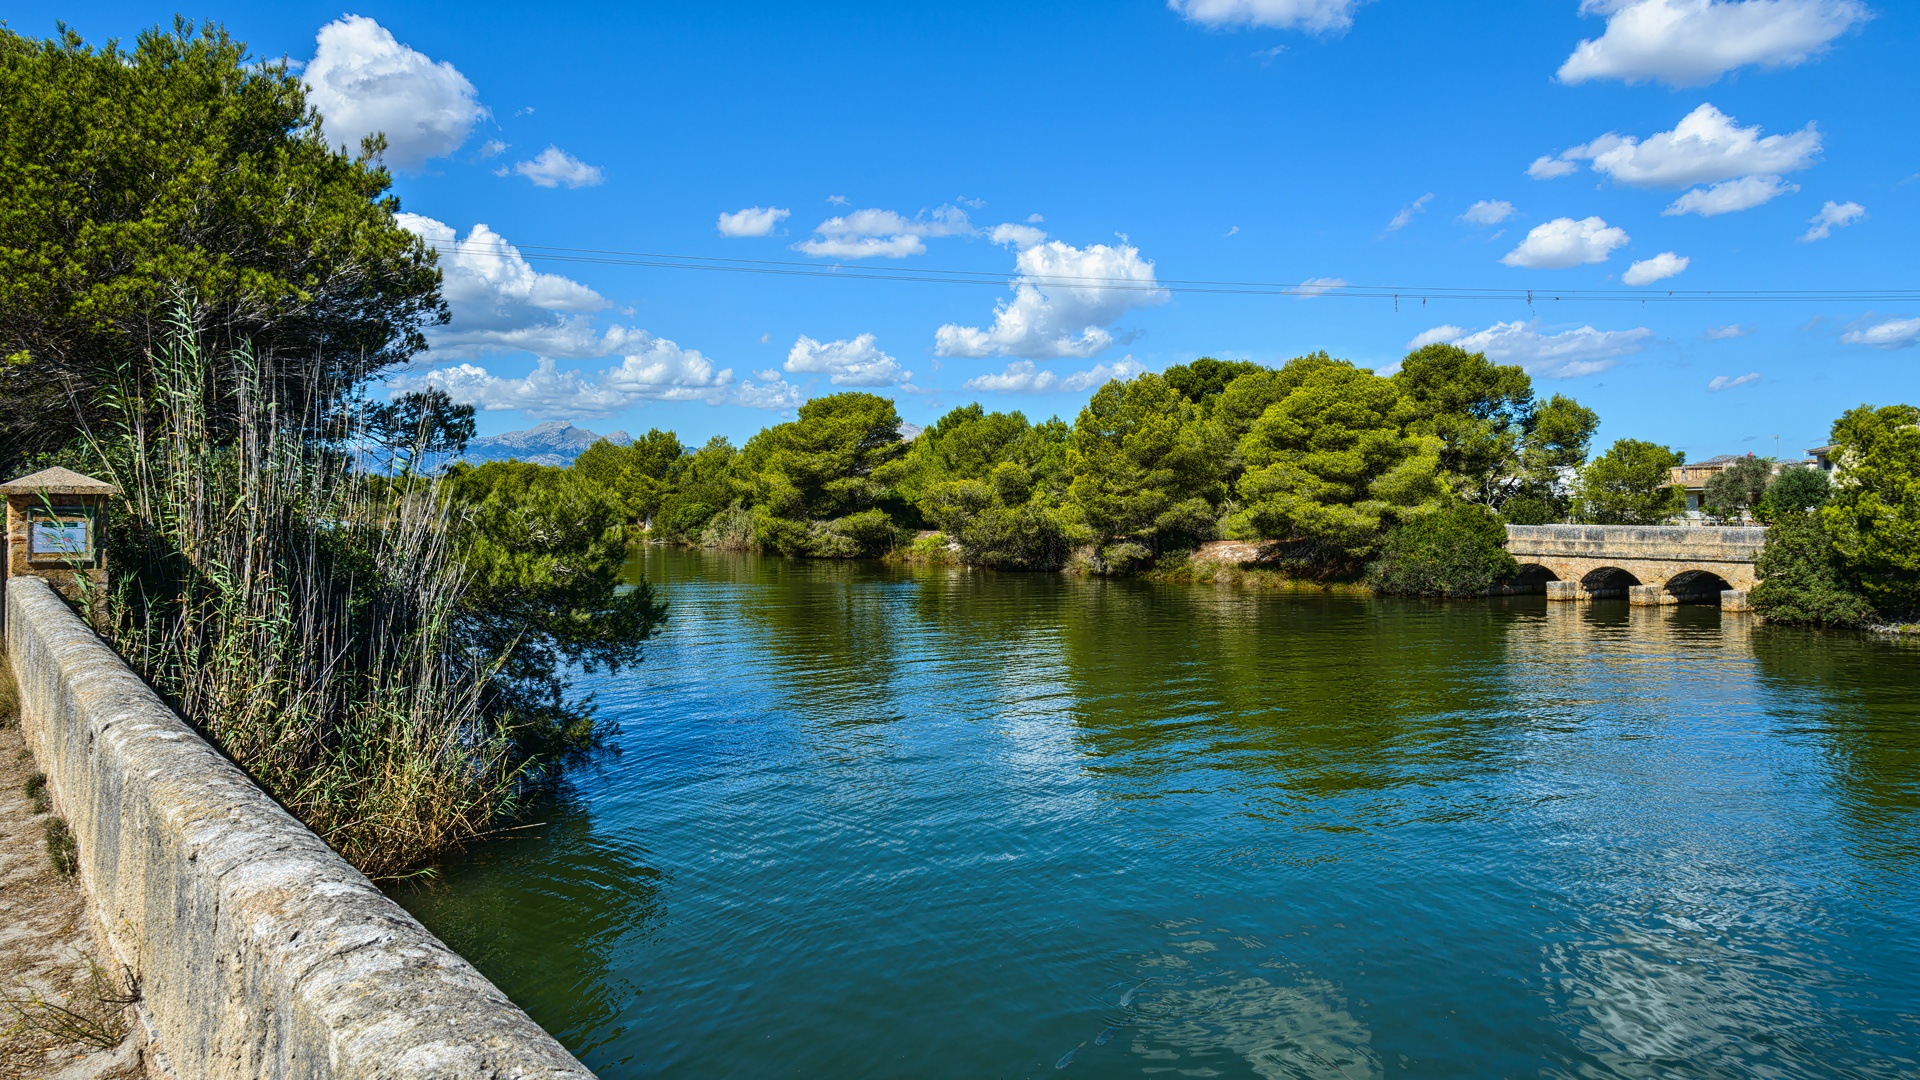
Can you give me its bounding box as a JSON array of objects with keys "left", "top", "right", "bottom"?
[{"left": 393, "top": 549, "right": 1920, "bottom": 1078}]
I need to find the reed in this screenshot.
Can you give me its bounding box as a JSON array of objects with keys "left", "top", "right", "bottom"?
[{"left": 80, "top": 307, "right": 519, "bottom": 877}]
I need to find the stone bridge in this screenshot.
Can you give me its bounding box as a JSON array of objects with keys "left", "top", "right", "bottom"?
[{"left": 1504, "top": 524, "right": 1765, "bottom": 609}]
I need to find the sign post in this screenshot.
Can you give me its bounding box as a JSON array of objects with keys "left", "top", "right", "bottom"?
[{"left": 3, "top": 467, "right": 117, "bottom": 617}]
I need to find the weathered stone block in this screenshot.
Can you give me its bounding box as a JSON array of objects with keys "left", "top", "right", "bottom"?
[
  {"left": 1544, "top": 581, "right": 1583, "bottom": 602},
  {"left": 1721, "top": 589, "right": 1753, "bottom": 612}
]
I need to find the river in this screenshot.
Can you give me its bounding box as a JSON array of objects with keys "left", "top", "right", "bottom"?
[{"left": 392, "top": 547, "right": 1920, "bottom": 1078}]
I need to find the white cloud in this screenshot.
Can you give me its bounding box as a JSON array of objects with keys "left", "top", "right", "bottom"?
[
  {"left": 1546, "top": 104, "right": 1820, "bottom": 189},
  {"left": 398, "top": 213, "right": 622, "bottom": 357},
  {"left": 936, "top": 238, "right": 1167, "bottom": 359},
  {"left": 1663, "top": 174, "right": 1799, "bottom": 216},
  {"left": 1704, "top": 323, "right": 1752, "bottom": 339},
  {"left": 388, "top": 335, "right": 785, "bottom": 417},
  {"left": 1558, "top": 0, "right": 1869, "bottom": 87},
  {"left": 1417, "top": 320, "right": 1654, "bottom": 378},
  {"left": 732, "top": 372, "right": 806, "bottom": 410},
  {"left": 1167, "top": 0, "right": 1360, "bottom": 32},
  {"left": 1460, "top": 200, "right": 1516, "bottom": 225},
  {"left": 303, "top": 15, "right": 485, "bottom": 170},
  {"left": 480, "top": 139, "right": 508, "bottom": 157},
  {"left": 1295, "top": 277, "right": 1348, "bottom": 298},
  {"left": 1528, "top": 156, "right": 1581, "bottom": 180},
  {"left": 1386, "top": 193, "right": 1434, "bottom": 232},
  {"left": 1406, "top": 325, "right": 1467, "bottom": 350},
  {"left": 1622, "top": 251, "right": 1690, "bottom": 285},
  {"left": 785, "top": 334, "right": 912, "bottom": 387},
  {"left": 513, "top": 146, "right": 604, "bottom": 189},
  {"left": 1501, "top": 216, "right": 1630, "bottom": 269},
  {"left": 1839, "top": 317, "right": 1920, "bottom": 349},
  {"left": 794, "top": 205, "right": 974, "bottom": 259},
  {"left": 1707, "top": 372, "right": 1762, "bottom": 391},
  {"left": 717, "top": 206, "right": 790, "bottom": 237},
  {"left": 990, "top": 222, "right": 1049, "bottom": 248},
  {"left": 1800, "top": 199, "right": 1865, "bottom": 241},
  {"left": 1025, "top": 213, "right": 1045, "bottom": 223},
  {"left": 963, "top": 358, "right": 1147, "bottom": 393}
]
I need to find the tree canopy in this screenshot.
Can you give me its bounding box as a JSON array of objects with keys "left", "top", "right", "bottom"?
[
  {"left": 0, "top": 20, "right": 444, "bottom": 469},
  {"left": 1822, "top": 403, "right": 1920, "bottom": 614},
  {"left": 1574, "top": 439, "right": 1686, "bottom": 525}
]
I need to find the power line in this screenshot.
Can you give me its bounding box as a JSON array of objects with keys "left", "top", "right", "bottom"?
[{"left": 418, "top": 239, "right": 1920, "bottom": 305}]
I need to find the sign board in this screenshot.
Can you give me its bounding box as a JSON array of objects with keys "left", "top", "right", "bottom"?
[{"left": 30, "top": 519, "right": 90, "bottom": 556}]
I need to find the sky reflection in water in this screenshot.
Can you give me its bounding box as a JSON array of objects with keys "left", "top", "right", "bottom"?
[{"left": 393, "top": 549, "right": 1920, "bottom": 1078}]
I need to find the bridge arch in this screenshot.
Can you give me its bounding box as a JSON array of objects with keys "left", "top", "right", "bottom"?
[
  {"left": 1663, "top": 568, "right": 1733, "bottom": 604},
  {"left": 1511, "top": 564, "right": 1558, "bottom": 593},
  {"left": 1579, "top": 566, "right": 1639, "bottom": 600}
]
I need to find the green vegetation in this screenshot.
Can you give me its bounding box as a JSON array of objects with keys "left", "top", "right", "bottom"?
[
  {"left": 43, "top": 816, "right": 76, "bottom": 875},
  {"left": 0, "top": 21, "right": 443, "bottom": 474},
  {"left": 1751, "top": 512, "right": 1874, "bottom": 628},
  {"left": 1366, "top": 503, "right": 1520, "bottom": 598},
  {"left": 25, "top": 772, "right": 49, "bottom": 815},
  {"left": 1822, "top": 404, "right": 1920, "bottom": 616},
  {"left": 1703, "top": 454, "right": 1773, "bottom": 521},
  {"left": 1761, "top": 465, "right": 1831, "bottom": 518},
  {"left": 1573, "top": 439, "right": 1686, "bottom": 525}
]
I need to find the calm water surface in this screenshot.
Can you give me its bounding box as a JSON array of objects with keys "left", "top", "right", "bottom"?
[{"left": 392, "top": 548, "right": 1920, "bottom": 1078}]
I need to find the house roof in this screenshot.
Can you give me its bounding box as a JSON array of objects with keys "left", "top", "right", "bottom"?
[{"left": 0, "top": 466, "right": 120, "bottom": 497}]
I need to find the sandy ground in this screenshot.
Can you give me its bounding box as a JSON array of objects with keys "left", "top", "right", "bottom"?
[{"left": 0, "top": 702, "right": 146, "bottom": 1079}]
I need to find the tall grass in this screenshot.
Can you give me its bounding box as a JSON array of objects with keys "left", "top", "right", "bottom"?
[{"left": 80, "top": 309, "right": 519, "bottom": 877}]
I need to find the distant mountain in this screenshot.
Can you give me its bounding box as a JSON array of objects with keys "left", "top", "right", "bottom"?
[{"left": 453, "top": 421, "right": 631, "bottom": 468}]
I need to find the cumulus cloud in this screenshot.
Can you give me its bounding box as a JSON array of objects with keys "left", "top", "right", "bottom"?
[
  {"left": 1663, "top": 174, "right": 1799, "bottom": 216},
  {"left": 1413, "top": 320, "right": 1654, "bottom": 378},
  {"left": 1840, "top": 317, "right": 1920, "bottom": 349},
  {"left": 1622, "top": 251, "right": 1690, "bottom": 285},
  {"left": 1537, "top": 104, "right": 1819, "bottom": 192},
  {"left": 1386, "top": 193, "right": 1434, "bottom": 232},
  {"left": 1501, "top": 217, "right": 1630, "bottom": 269},
  {"left": 936, "top": 238, "right": 1167, "bottom": 359},
  {"left": 1558, "top": 0, "right": 1869, "bottom": 87},
  {"left": 1460, "top": 200, "right": 1516, "bottom": 225},
  {"left": 1800, "top": 199, "right": 1865, "bottom": 241},
  {"left": 513, "top": 146, "right": 604, "bottom": 189},
  {"left": 1708, "top": 372, "right": 1762, "bottom": 391},
  {"left": 398, "top": 213, "right": 621, "bottom": 357},
  {"left": 1704, "top": 323, "right": 1752, "bottom": 339},
  {"left": 794, "top": 205, "right": 973, "bottom": 259},
  {"left": 388, "top": 340, "right": 796, "bottom": 418},
  {"left": 1406, "top": 325, "right": 1468, "bottom": 350},
  {"left": 1528, "top": 156, "right": 1581, "bottom": 180},
  {"left": 1166, "top": 0, "right": 1360, "bottom": 32},
  {"left": 784, "top": 334, "right": 912, "bottom": 387},
  {"left": 303, "top": 15, "right": 485, "bottom": 170},
  {"left": 717, "top": 206, "right": 790, "bottom": 237},
  {"left": 963, "top": 358, "right": 1147, "bottom": 394}
]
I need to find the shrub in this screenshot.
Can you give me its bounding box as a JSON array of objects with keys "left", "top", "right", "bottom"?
[
  {"left": 1761, "top": 466, "right": 1830, "bottom": 517},
  {"left": 25, "top": 771, "right": 49, "bottom": 814},
  {"left": 1367, "top": 503, "right": 1519, "bottom": 598},
  {"left": 1751, "top": 511, "right": 1874, "bottom": 628},
  {"left": 44, "top": 816, "right": 76, "bottom": 875}
]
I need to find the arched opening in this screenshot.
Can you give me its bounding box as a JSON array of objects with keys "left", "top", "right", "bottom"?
[
  {"left": 1580, "top": 566, "right": 1639, "bottom": 600},
  {"left": 1510, "top": 564, "right": 1558, "bottom": 594},
  {"left": 1665, "top": 569, "right": 1733, "bottom": 605}
]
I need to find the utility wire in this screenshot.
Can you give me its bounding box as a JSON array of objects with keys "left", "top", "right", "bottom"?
[{"left": 418, "top": 239, "right": 1920, "bottom": 305}]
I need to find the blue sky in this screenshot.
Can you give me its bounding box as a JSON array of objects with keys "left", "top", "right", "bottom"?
[{"left": 22, "top": 1, "right": 1920, "bottom": 460}]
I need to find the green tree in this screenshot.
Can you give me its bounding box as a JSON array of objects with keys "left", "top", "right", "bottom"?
[
  {"left": 1574, "top": 439, "right": 1686, "bottom": 525},
  {"left": 740, "top": 392, "right": 909, "bottom": 557},
  {"left": 1760, "top": 464, "right": 1831, "bottom": 519},
  {"left": 1751, "top": 511, "right": 1874, "bottom": 628},
  {"left": 444, "top": 461, "right": 668, "bottom": 755},
  {"left": 0, "top": 22, "right": 445, "bottom": 470},
  {"left": 1702, "top": 455, "right": 1774, "bottom": 521},
  {"left": 1367, "top": 502, "right": 1519, "bottom": 598},
  {"left": 1393, "top": 344, "right": 1533, "bottom": 502},
  {"left": 365, "top": 388, "right": 475, "bottom": 476},
  {"left": 1226, "top": 361, "right": 1442, "bottom": 562},
  {"left": 1509, "top": 393, "right": 1599, "bottom": 521},
  {"left": 1066, "top": 373, "right": 1227, "bottom": 569},
  {"left": 1823, "top": 403, "right": 1920, "bottom": 615},
  {"left": 573, "top": 429, "right": 685, "bottom": 523},
  {"left": 653, "top": 435, "right": 739, "bottom": 541},
  {"left": 1162, "top": 357, "right": 1270, "bottom": 409}
]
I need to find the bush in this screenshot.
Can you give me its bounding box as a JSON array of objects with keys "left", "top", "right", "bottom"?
[
  {"left": 44, "top": 816, "right": 76, "bottom": 875},
  {"left": 1761, "top": 466, "right": 1830, "bottom": 517},
  {"left": 1751, "top": 511, "right": 1875, "bottom": 628},
  {"left": 1367, "top": 503, "right": 1520, "bottom": 598},
  {"left": 25, "top": 771, "right": 49, "bottom": 814}
]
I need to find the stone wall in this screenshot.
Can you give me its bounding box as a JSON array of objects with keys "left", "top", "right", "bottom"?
[{"left": 5, "top": 576, "right": 597, "bottom": 1080}]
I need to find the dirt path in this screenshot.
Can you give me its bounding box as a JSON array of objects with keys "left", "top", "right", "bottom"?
[{"left": 0, "top": 658, "right": 147, "bottom": 1080}]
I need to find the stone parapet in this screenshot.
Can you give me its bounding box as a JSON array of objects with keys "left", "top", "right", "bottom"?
[{"left": 5, "top": 576, "right": 596, "bottom": 1080}]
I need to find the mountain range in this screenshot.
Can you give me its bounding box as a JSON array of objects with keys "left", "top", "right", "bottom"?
[{"left": 453, "top": 421, "right": 630, "bottom": 468}]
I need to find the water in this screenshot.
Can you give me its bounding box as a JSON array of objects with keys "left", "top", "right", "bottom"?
[{"left": 391, "top": 548, "right": 1920, "bottom": 1078}]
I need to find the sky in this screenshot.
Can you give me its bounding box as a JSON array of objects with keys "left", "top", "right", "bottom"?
[{"left": 18, "top": 0, "right": 1920, "bottom": 460}]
